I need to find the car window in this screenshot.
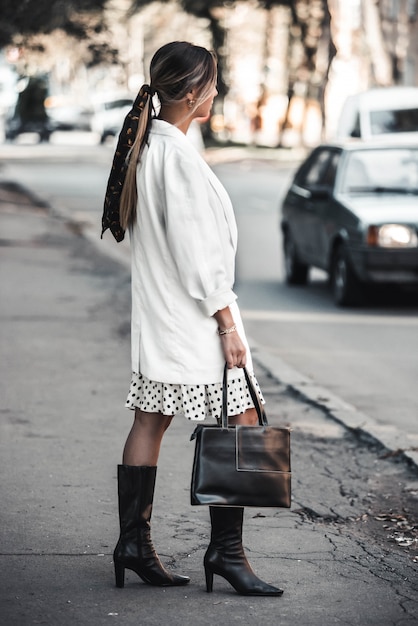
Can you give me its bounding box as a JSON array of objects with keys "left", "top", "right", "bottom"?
[
  {"left": 297, "top": 150, "right": 332, "bottom": 187},
  {"left": 321, "top": 152, "right": 340, "bottom": 187},
  {"left": 297, "top": 149, "right": 340, "bottom": 189},
  {"left": 340, "top": 148, "right": 418, "bottom": 192},
  {"left": 370, "top": 108, "right": 418, "bottom": 135},
  {"left": 350, "top": 113, "right": 361, "bottom": 138}
]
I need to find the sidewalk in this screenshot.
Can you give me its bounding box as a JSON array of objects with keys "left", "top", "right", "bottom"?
[{"left": 0, "top": 185, "right": 417, "bottom": 625}]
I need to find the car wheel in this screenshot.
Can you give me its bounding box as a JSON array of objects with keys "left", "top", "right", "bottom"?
[
  {"left": 283, "top": 232, "right": 309, "bottom": 285},
  {"left": 331, "top": 244, "right": 361, "bottom": 306}
]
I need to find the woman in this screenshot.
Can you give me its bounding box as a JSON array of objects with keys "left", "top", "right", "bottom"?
[{"left": 105, "top": 41, "right": 283, "bottom": 597}]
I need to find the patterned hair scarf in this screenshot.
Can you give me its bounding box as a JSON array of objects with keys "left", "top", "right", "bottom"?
[{"left": 101, "top": 84, "right": 154, "bottom": 242}]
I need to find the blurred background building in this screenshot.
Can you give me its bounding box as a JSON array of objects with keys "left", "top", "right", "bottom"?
[{"left": 0, "top": 0, "right": 417, "bottom": 146}]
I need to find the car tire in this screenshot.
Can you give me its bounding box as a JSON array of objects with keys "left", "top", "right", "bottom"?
[
  {"left": 331, "top": 244, "right": 361, "bottom": 306},
  {"left": 283, "top": 232, "right": 309, "bottom": 285}
]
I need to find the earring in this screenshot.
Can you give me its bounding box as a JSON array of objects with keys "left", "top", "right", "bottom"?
[{"left": 187, "top": 99, "right": 195, "bottom": 109}]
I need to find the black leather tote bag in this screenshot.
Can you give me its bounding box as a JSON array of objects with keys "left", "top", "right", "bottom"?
[{"left": 190, "top": 365, "right": 291, "bottom": 508}]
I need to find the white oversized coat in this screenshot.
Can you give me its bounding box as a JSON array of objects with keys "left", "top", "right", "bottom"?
[{"left": 129, "top": 119, "right": 252, "bottom": 384}]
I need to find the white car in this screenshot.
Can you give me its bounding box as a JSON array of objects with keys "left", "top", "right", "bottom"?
[
  {"left": 91, "top": 96, "right": 133, "bottom": 143},
  {"left": 336, "top": 87, "right": 418, "bottom": 142}
]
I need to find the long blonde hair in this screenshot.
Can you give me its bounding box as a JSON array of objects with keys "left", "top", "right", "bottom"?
[{"left": 119, "top": 41, "right": 217, "bottom": 229}]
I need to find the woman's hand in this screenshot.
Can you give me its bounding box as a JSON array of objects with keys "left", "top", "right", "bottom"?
[
  {"left": 220, "top": 331, "right": 247, "bottom": 369},
  {"left": 214, "top": 306, "right": 246, "bottom": 368}
]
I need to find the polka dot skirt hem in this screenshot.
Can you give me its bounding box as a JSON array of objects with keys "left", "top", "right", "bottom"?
[{"left": 125, "top": 372, "right": 265, "bottom": 421}]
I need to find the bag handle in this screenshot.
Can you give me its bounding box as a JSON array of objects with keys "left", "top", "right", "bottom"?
[{"left": 221, "top": 363, "right": 268, "bottom": 429}]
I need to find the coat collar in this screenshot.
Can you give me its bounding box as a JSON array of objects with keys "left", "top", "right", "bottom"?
[{"left": 150, "top": 118, "right": 189, "bottom": 141}]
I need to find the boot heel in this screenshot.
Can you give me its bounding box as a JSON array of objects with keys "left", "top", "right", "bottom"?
[
  {"left": 114, "top": 561, "right": 125, "bottom": 588},
  {"left": 205, "top": 566, "right": 214, "bottom": 593}
]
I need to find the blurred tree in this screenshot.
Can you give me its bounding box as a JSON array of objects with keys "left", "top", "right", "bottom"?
[
  {"left": 129, "top": 0, "right": 229, "bottom": 143},
  {"left": 275, "top": 0, "right": 336, "bottom": 145},
  {"left": 181, "top": 0, "right": 335, "bottom": 145},
  {"left": 130, "top": 0, "right": 229, "bottom": 97},
  {"left": 129, "top": 1, "right": 335, "bottom": 145},
  {"left": 178, "top": 1, "right": 228, "bottom": 98},
  {"left": 0, "top": 0, "right": 108, "bottom": 50}
]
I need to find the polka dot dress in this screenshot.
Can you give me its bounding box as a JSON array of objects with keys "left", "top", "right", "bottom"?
[{"left": 125, "top": 372, "right": 265, "bottom": 421}]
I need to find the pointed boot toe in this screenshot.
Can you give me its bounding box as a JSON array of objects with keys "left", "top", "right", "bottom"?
[{"left": 241, "top": 580, "right": 284, "bottom": 597}]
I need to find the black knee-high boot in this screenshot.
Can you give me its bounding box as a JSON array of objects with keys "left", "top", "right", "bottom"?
[
  {"left": 113, "top": 465, "right": 190, "bottom": 588},
  {"left": 204, "top": 506, "right": 283, "bottom": 596}
]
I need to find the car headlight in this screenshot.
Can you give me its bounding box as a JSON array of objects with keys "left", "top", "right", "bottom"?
[{"left": 367, "top": 224, "right": 418, "bottom": 248}]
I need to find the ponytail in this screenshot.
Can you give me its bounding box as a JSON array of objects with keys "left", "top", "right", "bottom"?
[{"left": 119, "top": 85, "right": 154, "bottom": 230}]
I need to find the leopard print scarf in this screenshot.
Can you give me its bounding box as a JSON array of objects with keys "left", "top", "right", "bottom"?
[{"left": 101, "top": 84, "right": 154, "bottom": 242}]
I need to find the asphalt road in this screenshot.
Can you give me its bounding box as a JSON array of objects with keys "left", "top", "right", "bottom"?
[
  {"left": 0, "top": 136, "right": 417, "bottom": 454},
  {"left": 1, "top": 181, "right": 417, "bottom": 625}
]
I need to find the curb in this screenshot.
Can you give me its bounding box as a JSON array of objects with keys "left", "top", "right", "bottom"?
[
  {"left": 250, "top": 343, "right": 418, "bottom": 471},
  {"left": 203, "top": 144, "right": 307, "bottom": 166}
]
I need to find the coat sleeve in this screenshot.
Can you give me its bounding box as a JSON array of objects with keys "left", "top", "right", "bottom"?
[{"left": 161, "top": 146, "right": 237, "bottom": 317}]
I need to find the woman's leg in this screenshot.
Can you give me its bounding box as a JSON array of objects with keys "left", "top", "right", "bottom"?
[
  {"left": 122, "top": 409, "right": 173, "bottom": 466},
  {"left": 114, "top": 409, "right": 190, "bottom": 587},
  {"left": 228, "top": 407, "right": 258, "bottom": 426}
]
